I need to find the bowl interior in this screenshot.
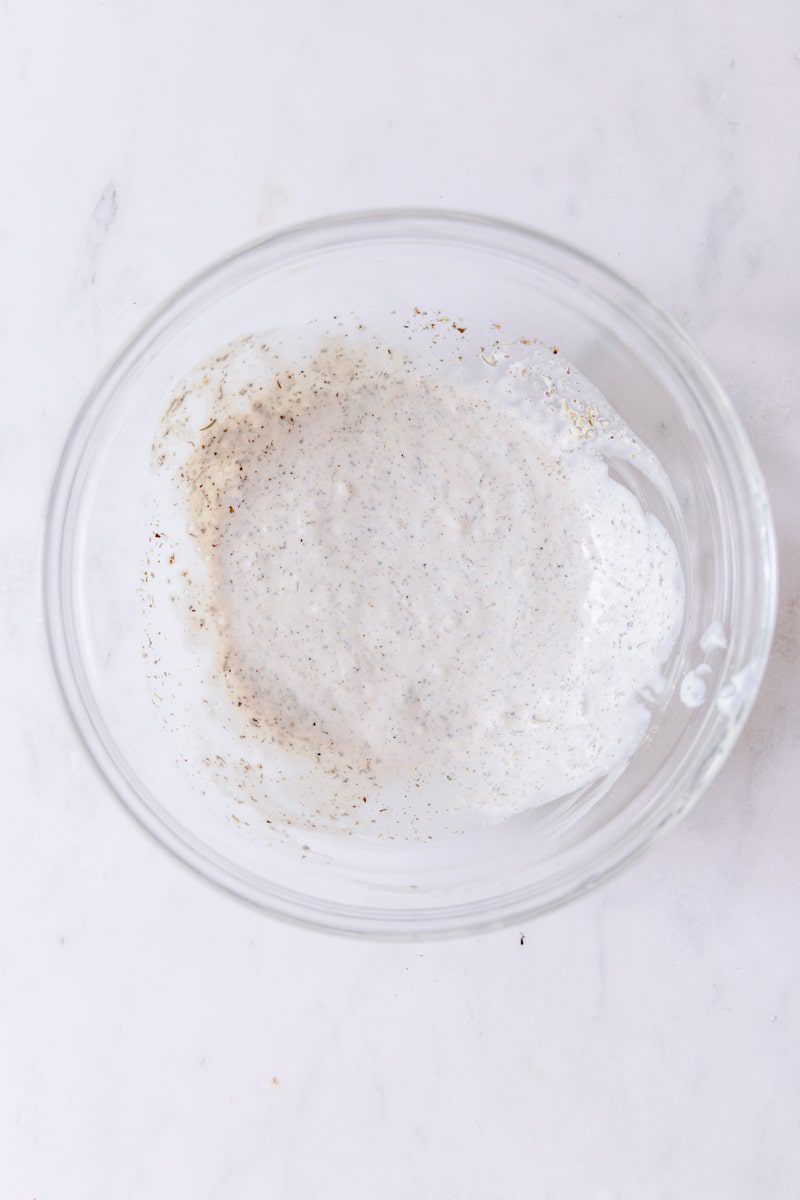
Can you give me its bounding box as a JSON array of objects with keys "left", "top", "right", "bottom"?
[{"left": 46, "top": 213, "right": 776, "bottom": 934}]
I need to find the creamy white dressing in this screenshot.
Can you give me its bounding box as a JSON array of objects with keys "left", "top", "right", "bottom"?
[
  {"left": 154, "top": 322, "right": 685, "bottom": 828},
  {"left": 700, "top": 619, "right": 728, "bottom": 656}
]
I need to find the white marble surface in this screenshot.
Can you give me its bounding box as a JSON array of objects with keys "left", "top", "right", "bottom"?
[{"left": 2, "top": 1, "right": 799, "bottom": 1195}]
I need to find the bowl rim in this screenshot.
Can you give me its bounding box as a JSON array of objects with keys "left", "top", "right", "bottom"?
[{"left": 43, "top": 207, "right": 779, "bottom": 938}]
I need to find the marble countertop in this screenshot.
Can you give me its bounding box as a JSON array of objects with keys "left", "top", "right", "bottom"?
[{"left": 2, "top": 2, "right": 799, "bottom": 1195}]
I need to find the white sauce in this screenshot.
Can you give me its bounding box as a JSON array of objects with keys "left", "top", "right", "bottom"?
[
  {"left": 717, "top": 663, "right": 759, "bottom": 719},
  {"left": 155, "top": 324, "right": 685, "bottom": 825},
  {"left": 700, "top": 619, "right": 728, "bottom": 656},
  {"left": 680, "top": 667, "right": 710, "bottom": 708},
  {"left": 679, "top": 622, "right": 728, "bottom": 710}
]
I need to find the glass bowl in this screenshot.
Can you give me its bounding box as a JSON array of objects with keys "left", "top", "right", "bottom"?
[{"left": 44, "top": 210, "right": 777, "bottom": 936}]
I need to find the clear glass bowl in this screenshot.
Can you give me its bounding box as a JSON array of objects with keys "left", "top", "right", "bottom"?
[{"left": 44, "top": 211, "right": 777, "bottom": 936}]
